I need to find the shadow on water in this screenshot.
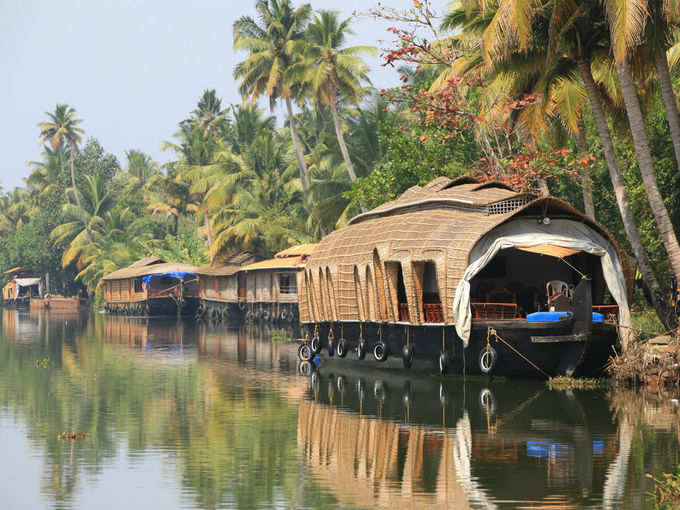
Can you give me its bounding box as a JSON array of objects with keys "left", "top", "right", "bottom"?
[{"left": 0, "top": 310, "right": 679, "bottom": 509}]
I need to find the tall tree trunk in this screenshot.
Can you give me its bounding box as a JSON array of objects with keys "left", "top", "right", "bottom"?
[
  {"left": 285, "top": 97, "right": 310, "bottom": 190},
  {"left": 576, "top": 117, "right": 596, "bottom": 219},
  {"left": 204, "top": 213, "right": 214, "bottom": 263},
  {"left": 616, "top": 55, "right": 680, "bottom": 284},
  {"left": 578, "top": 58, "right": 674, "bottom": 334},
  {"left": 537, "top": 178, "right": 550, "bottom": 196},
  {"left": 329, "top": 101, "right": 357, "bottom": 182},
  {"left": 70, "top": 147, "right": 92, "bottom": 243},
  {"left": 655, "top": 49, "right": 680, "bottom": 175}
]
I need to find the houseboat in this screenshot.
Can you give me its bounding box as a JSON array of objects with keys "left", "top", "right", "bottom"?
[
  {"left": 195, "top": 251, "right": 262, "bottom": 321},
  {"left": 101, "top": 257, "right": 199, "bottom": 316},
  {"left": 238, "top": 244, "right": 313, "bottom": 322},
  {"left": 297, "top": 176, "right": 634, "bottom": 377},
  {"left": 2, "top": 267, "right": 42, "bottom": 308}
]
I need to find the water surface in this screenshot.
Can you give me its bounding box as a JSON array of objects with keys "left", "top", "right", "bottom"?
[{"left": 0, "top": 309, "right": 678, "bottom": 509}]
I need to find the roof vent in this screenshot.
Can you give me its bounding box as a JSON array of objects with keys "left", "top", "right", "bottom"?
[{"left": 486, "top": 196, "right": 533, "bottom": 215}]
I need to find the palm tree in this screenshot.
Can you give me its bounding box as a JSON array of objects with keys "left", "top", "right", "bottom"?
[
  {"left": 443, "top": 0, "right": 675, "bottom": 331},
  {"left": 125, "top": 150, "right": 158, "bottom": 187},
  {"left": 51, "top": 173, "right": 115, "bottom": 270},
  {"left": 291, "top": 10, "right": 375, "bottom": 182},
  {"left": 233, "top": 0, "right": 312, "bottom": 190},
  {"left": 602, "top": 0, "right": 680, "bottom": 282},
  {"left": 38, "top": 104, "right": 90, "bottom": 241}
]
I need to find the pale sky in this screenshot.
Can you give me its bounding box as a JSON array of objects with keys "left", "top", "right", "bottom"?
[{"left": 1, "top": 0, "right": 447, "bottom": 191}]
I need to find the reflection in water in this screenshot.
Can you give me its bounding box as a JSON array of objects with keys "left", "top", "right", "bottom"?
[{"left": 0, "top": 310, "right": 679, "bottom": 509}]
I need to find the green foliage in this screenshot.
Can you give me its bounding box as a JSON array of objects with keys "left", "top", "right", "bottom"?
[{"left": 346, "top": 116, "right": 479, "bottom": 209}]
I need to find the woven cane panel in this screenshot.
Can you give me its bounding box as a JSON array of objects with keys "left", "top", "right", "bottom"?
[{"left": 302, "top": 206, "right": 517, "bottom": 324}]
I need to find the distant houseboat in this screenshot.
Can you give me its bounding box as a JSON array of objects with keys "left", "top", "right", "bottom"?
[
  {"left": 297, "top": 176, "right": 634, "bottom": 378},
  {"left": 101, "top": 257, "right": 199, "bottom": 316},
  {"left": 197, "top": 245, "right": 313, "bottom": 322},
  {"left": 195, "top": 251, "right": 263, "bottom": 321},
  {"left": 239, "top": 244, "right": 313, "bottom": 322},
  {"left": 2, "top": 267, "right": 42, "bottom": 308}
]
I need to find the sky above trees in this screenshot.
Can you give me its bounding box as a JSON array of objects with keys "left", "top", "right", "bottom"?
[{"left": 1, "top": 0, "right": 444, "bottom": 191}]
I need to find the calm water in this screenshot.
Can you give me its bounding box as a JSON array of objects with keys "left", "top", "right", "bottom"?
[{"left": 1, "top": 310, "right": 679, "bottom": 509}]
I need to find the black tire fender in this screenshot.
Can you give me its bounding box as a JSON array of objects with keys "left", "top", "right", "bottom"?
[{"left": 479, "top": 346, "right": 497, "bottom": 374}]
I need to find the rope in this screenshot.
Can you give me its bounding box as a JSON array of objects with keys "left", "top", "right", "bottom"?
[
  {"left": 328, "top": 323, "right": 335, "bottom": 341},
  {"left": 488, "top": 328, "right": 551, "bottom": 379},
  {"left": 558, "top": 257, "right": 590, "bottom": 280},
  {"left": 405, "top": 326, "right": 410, "bottom": 346},
  {"left": 442, "top": 327, "right": 446, "bottom": 352}
]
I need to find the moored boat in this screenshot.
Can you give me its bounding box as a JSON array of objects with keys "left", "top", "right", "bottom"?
[
  {"left": 297, "top": 176, "right": 634, "bottom": 377},
  {"left": 101, "top": 257, "right": 199, "bottom": 316}
]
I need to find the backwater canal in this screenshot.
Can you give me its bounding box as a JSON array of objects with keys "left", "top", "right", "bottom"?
[{"left": 0, "top": 309, "right": 679, "bottom": 509}]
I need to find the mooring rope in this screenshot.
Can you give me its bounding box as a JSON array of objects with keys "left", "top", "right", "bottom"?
[
  {"left": 487, "top": 327, "right": 550, "bottom": 379},
  {"left": 558, "top": 257, "right": 590, "bottom": 280}
]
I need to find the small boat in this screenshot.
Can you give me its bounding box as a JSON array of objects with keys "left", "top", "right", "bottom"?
[
  {"left": 297, "top": 176, "right": 634, "bottom": 377},
  {"left": 101, "top": 257, "right": 199, "bottom": 316},
  {"left": 2, "top": 267, "right": 43, "bottom": 308}
]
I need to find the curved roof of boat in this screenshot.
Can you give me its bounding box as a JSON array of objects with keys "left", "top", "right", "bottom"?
[
  {"left": 102, "top": 261, "right": 198, "bottom": 281},
  {"left": 305, "top": 176, "right": 628, "bottom": 322},
  {"left": 194, "top": 251, "right": 263, "bottom": 277},
  {"left": 347, "top": 176, "right": 533, "bottom": 226}
]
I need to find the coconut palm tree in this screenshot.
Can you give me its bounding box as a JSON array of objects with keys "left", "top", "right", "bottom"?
[
  {"left": 38, "top": 104, "right": 90, "bottom": 241},
  {"left": 443, "top": 0, "right": 675, "bottom": 330},
  {"left": 125, "top": 150, "right": 159, "bottom": 187},
  {"left": 602, "top": 0, "right": 680, "bottom": 282},
  {"left": 233, "top": 0, "right": 312, "bottom": 190},
  {"left": 290, "top": 10, "right": 375, "bottom": 182}
]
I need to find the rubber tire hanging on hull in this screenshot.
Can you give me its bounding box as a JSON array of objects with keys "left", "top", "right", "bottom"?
[
  {"left": 402, "top": 345, "right": 414, "bottom": 369},
  {"left": 310, "top": 335, "right": 321, "bottom": 353},
  {"left": 479, "top": 346, "right": 497, "bottom": 374},
  {"left": 373, "top": 342, "right": 387, "bottom": 362},
  {"left": 336, "top": 339, "right": 348, "bottom": 358},
  {"left": 357, "top": 340, "right": 366, "bottom": 360},
  {"left": 439, "top": 351, "right": 448, "bottom": 375}
]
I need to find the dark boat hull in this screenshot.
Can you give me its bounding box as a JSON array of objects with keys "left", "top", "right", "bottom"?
[
  {"left": 300, "top": 319, "right": 617, "bottom": 378},
  {"left": 197, "top": 298, "right": 299, "bottom": 323},
  {"left": 105, "top": 297, "right": 199, "bottom": 316}
]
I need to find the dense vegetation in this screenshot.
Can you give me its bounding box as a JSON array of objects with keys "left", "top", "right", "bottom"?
[{"left": 2, "top": 0, "right": 680, "bottom": 329}]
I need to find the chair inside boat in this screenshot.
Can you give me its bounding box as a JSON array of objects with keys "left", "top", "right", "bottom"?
[{"left": 469, "top": 248, "right": 619, "bottom": 323}]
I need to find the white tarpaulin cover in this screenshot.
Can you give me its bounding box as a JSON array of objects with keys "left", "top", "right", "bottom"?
[
  {"left": 452, "top": 218, "right": 632, "bottom": 346},
  {"left": 13, "top": 278, "right": 41, "bottom": 299}
]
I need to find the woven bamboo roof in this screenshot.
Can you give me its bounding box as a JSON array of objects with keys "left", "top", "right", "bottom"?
[
  {"left": 128, "top": 256, "right": 165, "bottom": 268},
  {"left": 102, "top": 261, "right": 198, "bottom": 281},
  {"left": 195, "top": 251, "right": 263, "bottom": 276},
  {"left": 241, "top": 256, "right": 307, "bottom": 272},
  {"left": 302, "top": 177, "right": 625, "bottom": 324},
  {"left": 348, "top": 177, "right": 532, "bottom": 226},
  {"left": 275, "top": 244, "right": 315, "bottom": 258}
]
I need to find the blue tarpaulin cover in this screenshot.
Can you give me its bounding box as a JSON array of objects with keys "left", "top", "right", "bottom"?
[
  {"left": 526, "top": 311, "right": 605, "bottom": 322},
  {"left": 139, "top": 272, "right": 195, "bottom": 285}
]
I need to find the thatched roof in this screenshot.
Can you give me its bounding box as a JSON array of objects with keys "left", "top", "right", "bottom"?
[
  {"left": 241, "top": 256, "right": 307, "bottom": 272},
  {"left": 102, "top": 261, "right": 197, "bottom": 281},
  {"left": 275, "top": 244, "right": 315, "bottom": 258},
  {"left": 128, "top": 256, "right": 165, "bottom": 268},
  {"left": 195, "top": 251, "right": 263, "bottom": 277},
  {"left": 302, "top": 177, "right": 625, "bottom": 324}
]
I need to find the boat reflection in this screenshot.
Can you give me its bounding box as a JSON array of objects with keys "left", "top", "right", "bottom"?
[{"left": 298, "top": 368, "right": 626, "bottom": 509}]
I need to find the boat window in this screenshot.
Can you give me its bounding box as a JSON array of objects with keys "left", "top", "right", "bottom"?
[
  {"left": 385, "top": 262, "right": 409, "bottom": 322},
  {"left": 325, "top": 268, "right": 337, "bottom": 321},
  {"left": 134, "top": 279, "right": 143, "bottom": 293},
  {"left": 353, "top": 266, "right": 365, "bottom": 321},
  {"left": 279, "top": 273, "right": 297, "bottom": 294},
  {"left": 372, "top": 249, "right": 388, "bottom": 320},
  {"left": 218, "top": 277, "right": 229, "bottom": 292},
  {"left": 365, "top": 266, "right": 376, "bottom": 321},
  {"left": 421, "top": 262, "right": 442, "bottom": 323}
]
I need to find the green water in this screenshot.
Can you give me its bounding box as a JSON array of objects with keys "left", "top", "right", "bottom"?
[{"left": 0, "top": 310, "right": 678, "bottom": 509}]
